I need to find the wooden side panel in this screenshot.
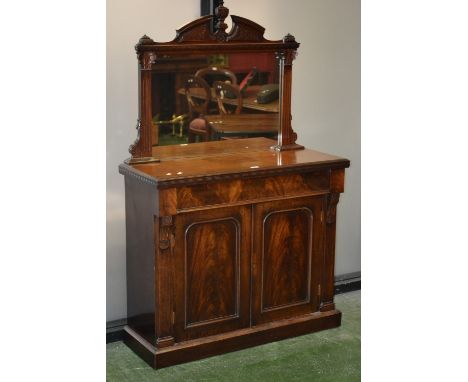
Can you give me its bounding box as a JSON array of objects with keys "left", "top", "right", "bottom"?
[
  {"left": 174, "top": 205, "right": 251, "bottom": 341},
  {"left": 124, "top": 175, "right": 158, "bottom": 344},
  {"left": 252, "top": 196, "right": 324, "bottom": 325}
]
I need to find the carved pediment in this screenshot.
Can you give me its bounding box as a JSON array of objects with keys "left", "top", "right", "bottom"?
[
  {"left": 172, "top": 1, "right": 269, "bottom": 44},
  {"left": 227, "top": 16, "right": 266, "bottom": 42},
  {"left": 172, "top": 14, "right": 268, "bottom": 43},
  {"left": 173, "top": 16, "right": 213, "bottom": 42}
]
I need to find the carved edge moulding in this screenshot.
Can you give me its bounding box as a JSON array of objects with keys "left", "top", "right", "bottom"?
[{"left": 127, "top": 1, "right": 301, "bottom": 163}]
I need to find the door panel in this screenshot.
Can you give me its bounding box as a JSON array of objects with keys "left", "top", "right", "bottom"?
[
  {"left": 185, "top": 218, "right": 238, "bottom": 326},
  {"left": 252, "top": 196, "right": 324, "bottom": 325},
  {"left": 174, "top": 205, "right": 251, "bottom": 341},
  {"left": 262, "top": 208, "right": 311, "bottom": 310}
]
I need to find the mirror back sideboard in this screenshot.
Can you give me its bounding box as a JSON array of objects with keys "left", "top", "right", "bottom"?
[{"left": 119, "top": 2, "right": 350, "bottom": 369}]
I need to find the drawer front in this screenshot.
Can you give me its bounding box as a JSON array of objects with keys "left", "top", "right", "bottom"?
[
  {"left": 176, "top": 171, "right": 329, "bottom": 210},
  {"left": 251, "top": 196, "right": 325, "bottom": 325}
]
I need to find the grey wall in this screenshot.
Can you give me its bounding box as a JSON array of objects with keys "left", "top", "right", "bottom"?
[{"left": 107, "top": 0, "right": 360, "bottom": 321}]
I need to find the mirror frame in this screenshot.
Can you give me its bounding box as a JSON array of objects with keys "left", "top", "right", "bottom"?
[{"left": 128, "top": 1, "right": 301, "bottom": 161}]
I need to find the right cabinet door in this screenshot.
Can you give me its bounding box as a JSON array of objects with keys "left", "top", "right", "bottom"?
[{"left": 252, "top": 196, "right": 325, "bottom": 325}]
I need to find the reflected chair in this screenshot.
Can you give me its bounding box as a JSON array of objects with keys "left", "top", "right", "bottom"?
[
  {"left": 212, "top": 81, "right": 244, "bottom": 140},
  {"left": 185, "top": 75, "right": 212, "bottom": 143},
  {"left": 195, "top": 66, "right": 238, "bottom": 87},
  {"left": 195, "top": 67, "right": 238, "bottom": 116}
]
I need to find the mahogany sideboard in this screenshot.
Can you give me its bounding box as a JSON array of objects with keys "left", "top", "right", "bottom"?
[{"left": 119, "top": 137, "right": 350, "bottom": 368}]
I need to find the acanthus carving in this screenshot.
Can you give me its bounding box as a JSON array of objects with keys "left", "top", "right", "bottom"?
[
  {"left": 159, "top": 216, "right": 175, "bottom": 252},
  {"left": 139, "top": 51, "right": 157, "bottom": 70},
  {"left": 128, "top": 119, "right": 141, "bottom": 156},
  {"left": 326, "top": 193, "right": 340, "bottom": 224}
]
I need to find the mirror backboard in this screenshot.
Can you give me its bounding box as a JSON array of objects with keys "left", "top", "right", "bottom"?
[{"left": 127, "top": 1, "right": 300, "bottom": 161}]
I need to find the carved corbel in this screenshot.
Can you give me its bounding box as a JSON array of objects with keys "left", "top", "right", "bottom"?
[
  {"left": 156, "top": 215, "right": 176, "bottom": 349},
  {"left": 326, "top": 193, "right": 340, "bottom": 224},
  {"left": 128, "top": 119, "right": 142, "bottom": 156},
  {"left": 137, "top": 51, "right": 157, "bottom": 70},
  {"left": 159, "top": 216, "right": 175, "bottom": 252}
]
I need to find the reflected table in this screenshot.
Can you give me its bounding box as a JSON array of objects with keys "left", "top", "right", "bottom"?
[
  {"left": 205, "top": 114, "right": 279, "bottom": 140},
  {"left": 178, "top": 86, "right": 279, "bottom": 113}
]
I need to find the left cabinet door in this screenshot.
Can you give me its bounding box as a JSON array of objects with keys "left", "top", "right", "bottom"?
[{"left": 173, "top": 205, "right": 251, "bottom": 341}]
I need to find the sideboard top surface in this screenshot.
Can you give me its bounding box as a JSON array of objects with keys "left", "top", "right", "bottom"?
[{"left": 120, "top": 138, "right": 349, "bottom": 188}]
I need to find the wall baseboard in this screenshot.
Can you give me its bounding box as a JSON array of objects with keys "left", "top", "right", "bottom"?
[
  {"left": 106, "top": 272, "right": 361, "bottom": 344},
  {"left": 334, "top": 271, "right": 361, "bottom": 295}
]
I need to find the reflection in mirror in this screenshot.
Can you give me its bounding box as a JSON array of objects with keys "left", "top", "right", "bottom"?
[{"left": 151, "top": 52, "right": 280, "bottom": 146}]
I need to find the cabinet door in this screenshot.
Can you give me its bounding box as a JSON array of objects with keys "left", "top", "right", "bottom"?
[
  {"left": 173, "top": 205, "right": 251, "bottom": 341},
  {"left": 252, "top": 196, "right": 325, "bottom": 325}
]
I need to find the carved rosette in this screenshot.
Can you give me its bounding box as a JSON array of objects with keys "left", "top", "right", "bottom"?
[{"left": 326, "top": 193, "right": 340, "bottom": 224}]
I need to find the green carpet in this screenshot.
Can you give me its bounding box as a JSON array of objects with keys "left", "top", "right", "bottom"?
[{"left": 106, "top": 290, "right": 360, "bottom": 381}]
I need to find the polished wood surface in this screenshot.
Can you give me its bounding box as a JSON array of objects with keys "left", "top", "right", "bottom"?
[
  {"left": 174, "top": 205, "right": 251, "bottom": 341},
  {"left": 178, "top": 86, "right": 279, "bottom": 113},
  {"left": 252, "top": 197, "right": 323, "bottom": 325},
  {"left": 150, "top": 136, "right": 276, "bottom": 159},
  {"left": 120, "top": 137, "right": 349, "bottom": 368},
  {"left": 124, "top": 308, "right": 341, "bottom": 369},
  {"left": 131, "top": 138, "right": 349, "bottom": 187}
]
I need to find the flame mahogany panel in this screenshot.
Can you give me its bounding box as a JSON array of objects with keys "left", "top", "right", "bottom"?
[
  {"left": 177, "top": 172, "right": 329, "bottom": 210},
  {"left": 252, "top": 196, "right": 324, "bottom": 325},
  {"left": 185, "top": 218, "right": 239, "bottom": 325},
  {"left": 262, "top": 208, "right": 311, "bottom": 310},
  {"left": 174, "top": 205, "right": 251, "bottom": 341}
]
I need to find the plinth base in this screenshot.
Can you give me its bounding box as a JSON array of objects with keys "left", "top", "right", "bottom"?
[{"left": 123, "top": 309, "right": 342, "bottom": 369}]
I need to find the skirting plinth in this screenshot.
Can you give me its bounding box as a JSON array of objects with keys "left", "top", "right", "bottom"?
[{"left": 123, "top": 309, "right": 342, "bottom": 369}]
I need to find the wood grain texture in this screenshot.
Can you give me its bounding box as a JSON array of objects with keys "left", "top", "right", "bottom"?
[
  {"left": 262, "top": 208, "right": 311, "bottom": 310},
  {"left": 252, "top": 196, "right": 324, "bottom": 325},
  {"left": 131, "top": 137, "right": 349, "bottom": 188},
  {"left": 173, "top": 205, "right": 251, "bottom": 341},
  {"left": 177, "top": 172, "right": 329, "bottom": 210},
  {"left": 185, "top": 218, "right": 239, "bottom": 325}
]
